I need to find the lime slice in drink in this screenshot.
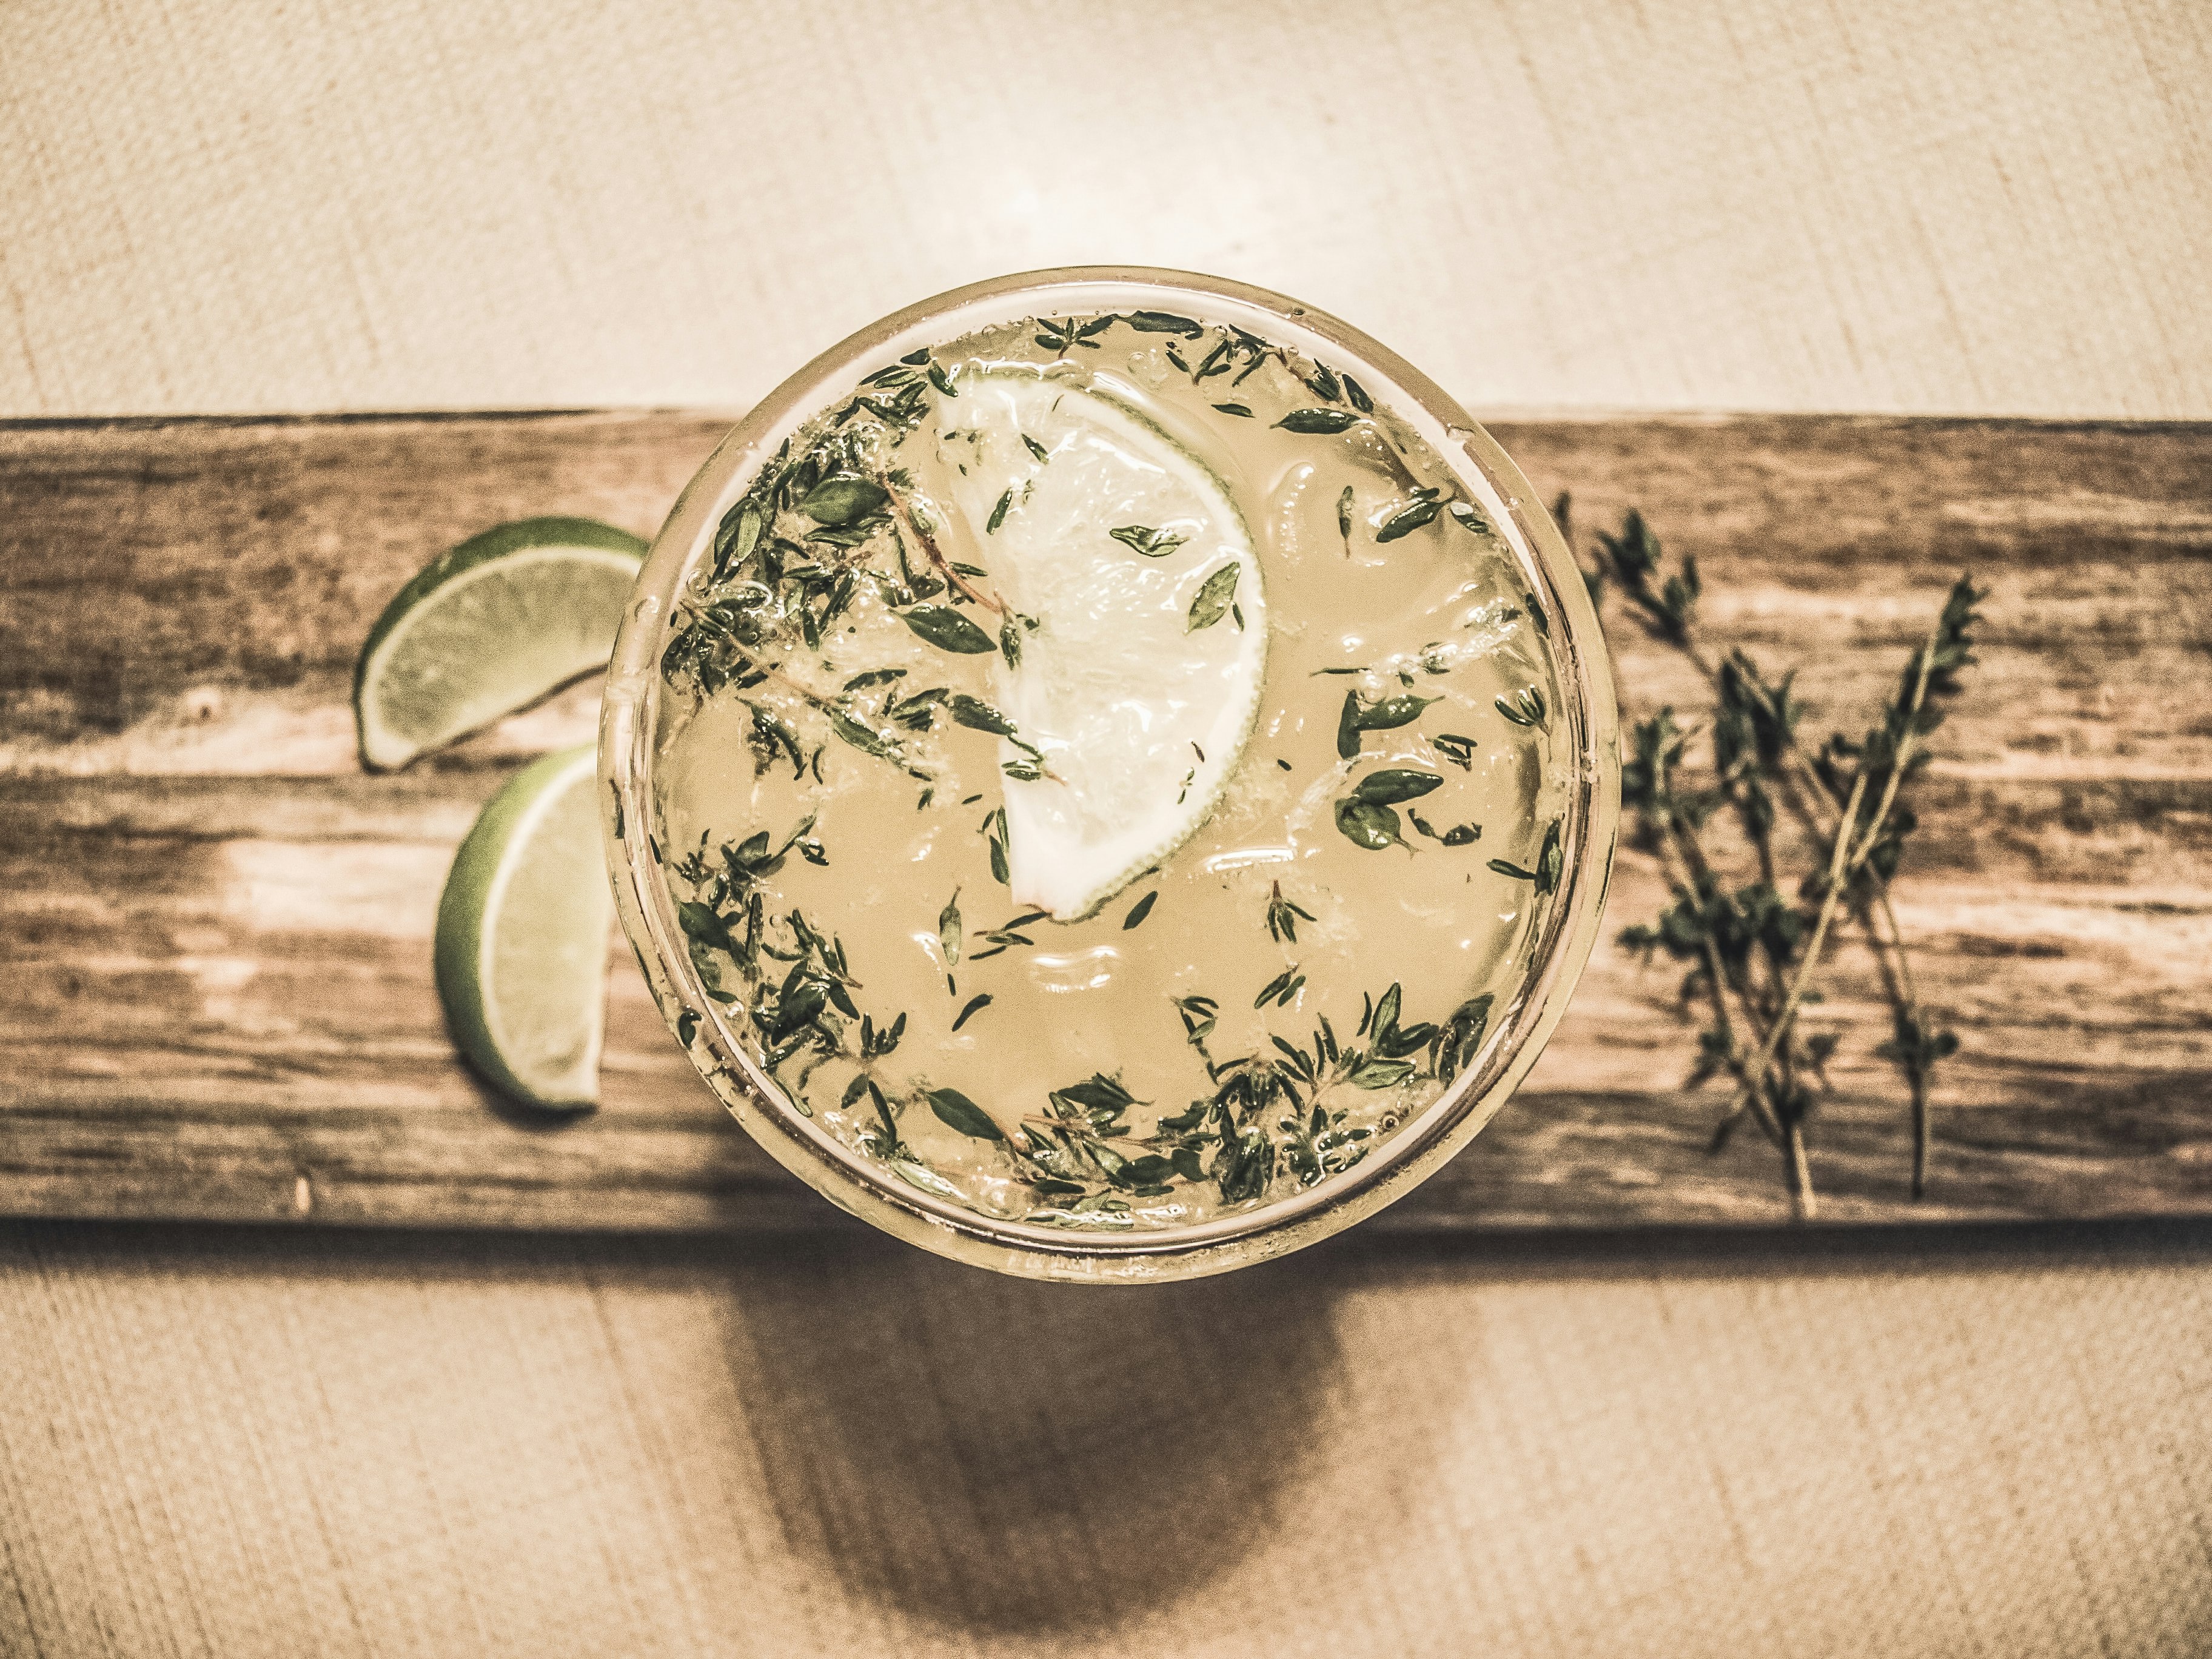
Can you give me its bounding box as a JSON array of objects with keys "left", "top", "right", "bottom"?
[
  {"left": 434, "top": 744, "right": 612, "bottom": 1110},
  {"left": 354, "top": 517, "right": 646, "bottom": 771},
  {"left": 928, "top": 371, "right": 1266, "bottom": 920}
]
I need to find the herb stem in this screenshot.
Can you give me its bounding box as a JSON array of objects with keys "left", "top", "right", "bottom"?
[
  {"left": 1719, "top": 767, "right": 1869, "bottom": 1207},
  {"left": 1788, "top": 1121, "right": 1818, "bottom": 1219},
  {"left": 1843, "top": 630, "right": 1939, "bottom": 884},
  {"left": 1654, "top": 828, "right": 1784, "bottom": 1147},
  {"left": 683, "top": 608, "right": 840, "bottom": 712},
  {"left": 883, "top": 483, "right": 1007, "bottom": 617},
  {"left": 1861, "top": 887, "right": 1934, "bottom": 1198},
  {"left": 1610, "top": 540, "right": 1956, "bottom": 1199}
]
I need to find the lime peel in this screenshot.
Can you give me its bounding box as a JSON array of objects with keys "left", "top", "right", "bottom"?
[
  {"left": 354, "top": 517, "right": 645, "bottom": 771},
  {"left": 434, "top": 744, "right": 612, "bottom": 1110}
]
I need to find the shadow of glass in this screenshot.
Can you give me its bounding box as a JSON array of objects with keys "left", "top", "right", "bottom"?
[{"left": 712, "top": 1236, "right": 1348, "bottom": 1637}]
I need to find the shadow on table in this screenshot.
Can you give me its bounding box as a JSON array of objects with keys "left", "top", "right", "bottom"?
[
  {"left": 715, "top": 1235, "right": 1349, "bottom": 1636},
  {"left": 707, "top": 1215, "right": 2212, "bottom": 1634}
]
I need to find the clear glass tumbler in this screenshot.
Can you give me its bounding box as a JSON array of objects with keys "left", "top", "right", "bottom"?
[{"left": 602, "top": 267, "right": 1619, "bottom": 1281}]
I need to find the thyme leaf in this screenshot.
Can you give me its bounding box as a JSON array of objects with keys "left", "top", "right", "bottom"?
[
  {"left": 1375, "top": 497, "right": 1444, "bottom": 543},
  {"left": 897, "top": 604, "right": 997, "bottom": 654},
  {"left": 1432, "top": 732, "right": 1478, "bottom": 769},
  {"left": 1336, "top": 690, "right": 1444, "bottom": 758},
  {"left": 948, "top": 693, "right": 1018, "bottom": 737},
  {"left": 1110, "top": 524, "right": 1190, "bottom": 558},
  {"left": 1275, "top": 409, "right": 1361, "bottom": 435},
  {"left": 1187, "top": 563, "right": 1242, "bottom": 632},
  {"left": 1335, "top": 797, "right": 1405, "bottom": 851},
  {"left": 1496, "top": 686, "right": 1547, "bottom": 727},
  {"left": 1266, "top": 882, "right": 1316, "bottom": 943},
  {"left": 927, "top": 1087, "right": 1002, "bottom": 1141},
  {"left": 938, "top": 890, "right": 962, "bottom": 968},
  {"left": 1355, "top": 768, "right": 1444, "bottom": 805},
  {"left": 800, "top": 475, "right": 888, "bottom": 525},
  {"left": 1127, "top": 310, "right": 1205, "bottom": 337}
]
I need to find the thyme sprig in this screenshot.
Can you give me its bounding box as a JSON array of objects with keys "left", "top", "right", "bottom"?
[{"left": 1574, "top": 497, "right": 1982, "bottom": 1212}]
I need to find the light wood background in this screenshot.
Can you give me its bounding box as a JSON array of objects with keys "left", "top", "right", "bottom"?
[{"left": 4, "top": 1, "right": 2211, "bottom": 1655}]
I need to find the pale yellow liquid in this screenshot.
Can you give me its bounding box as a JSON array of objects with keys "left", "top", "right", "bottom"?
[{"left": 652, "top": 314, "right": 1569, "bottom": 1228}]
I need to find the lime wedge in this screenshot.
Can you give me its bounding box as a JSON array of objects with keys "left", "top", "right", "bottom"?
[
  {"left": 434, "top": 745, "right": 611, "bottom": 1110},
  {"left": 928, "top": 371, "right": 1266, "bottom": 920},
  {"left": 354, "top": 517, "right": 645, "bottom": 771}
]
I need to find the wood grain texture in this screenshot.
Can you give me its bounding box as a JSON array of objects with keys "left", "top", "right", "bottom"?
[{"left": 4, "top": 411, "right": 2210, "bottom": 1232}]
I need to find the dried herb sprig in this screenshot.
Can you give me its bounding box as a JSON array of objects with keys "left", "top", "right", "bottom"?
[{"left": 1574, "top": 496, "right": 1982, "bottom": 1212}]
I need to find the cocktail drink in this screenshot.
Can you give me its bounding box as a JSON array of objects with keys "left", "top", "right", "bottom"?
[{"left": 603, "top": 270, "right": 1618, "bottom": 1279}]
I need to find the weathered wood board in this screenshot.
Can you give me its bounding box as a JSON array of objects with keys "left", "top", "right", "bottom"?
[{"left": 2, "top": 411, "right": 2209, "bottom": 1232}]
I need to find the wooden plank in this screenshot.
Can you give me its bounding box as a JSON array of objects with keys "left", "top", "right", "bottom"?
[{"left": 2, "top": 411, "right": 2209, "bottom": 1232}]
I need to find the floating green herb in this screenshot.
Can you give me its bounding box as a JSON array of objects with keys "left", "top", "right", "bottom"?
[
  {"left": 1123, "top": 891, "right": 1158, "bottom": 930},
  {"left": 898, "top": 604, "right": 997, "bottom": 654},
  {"left": 1410, "top": 811, "right": 1480, "bottom": 846},
  {"left": 801, "top": 475, "right": 888, "bottom": 526},
  {"left": 1335, "top": 797, "right": 1406, "bottom": 851},
  {"left": 1533, "top": 818, "right": 1563, "bottom": 895},
  {"left": 1187, "top": 563, "right": 1241, "bottom": 632},
  {"left": 1276, "top": 408, "right": 1361, "bottom": 435},
  {"left": 927, "top": 1087, "right": 1002, "bottom": 1141},
  {"left": 745, "top": 701, "right": 805, "bottom": 777},
  {"left": 948, "top": 693, "right": 1018, "bottom": 737},
  {"left": 1266, "top": 882, "right": 1316, "bottom": 943},
  {"left": 983, "top": 805, "right": 1010, "bottom": 885},
  {"left": 938, "top": 890, "right": 962, "bottom": 968},
  {"left": 1336, "top": 690, "right": 1444, "bottom": 759},
  {"left": 1354, "top": 768, "right": 1444, "bottom": 805},
  {"left": 1110, "top": 524, "right": 1189, "bottom": 558},
  {"left": 1432, "top": 732, "right": 1478, "bottom": 769},
  {"left": 1127, "top": 310, "right": 1204, "bottom": 337},
  {"left": 828, "top": 708, "right": 906, "bottom": 765},
  {"left": 1496, "top": 686, "right": 1547, "bottom": 728},
  {"left": 1376, "top": 491, "right": 1444, "bottom": 543},
  {"left": 1036, "top": 315, "right": 1114, "bottom": 354}
]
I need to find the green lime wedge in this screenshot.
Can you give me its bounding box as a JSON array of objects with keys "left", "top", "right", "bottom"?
[
  {"left": 434, "top": 745, "right": 612, "bottom": 1110},
  {"left": 354, "top": 517, "right": 646, "bottom": 771}
]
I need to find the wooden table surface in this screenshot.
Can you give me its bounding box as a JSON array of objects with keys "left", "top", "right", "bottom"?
[
  {"left": 7, "top": 410, "right": 2212, "bottom": 1235},
  {"left": 4, "top": 2, "right": 2211, "bottom": 1656}
]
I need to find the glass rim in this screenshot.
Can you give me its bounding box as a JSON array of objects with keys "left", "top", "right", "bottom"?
[{"left": 601, "top": 265, "right": 1620, "bottom": 1281}]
